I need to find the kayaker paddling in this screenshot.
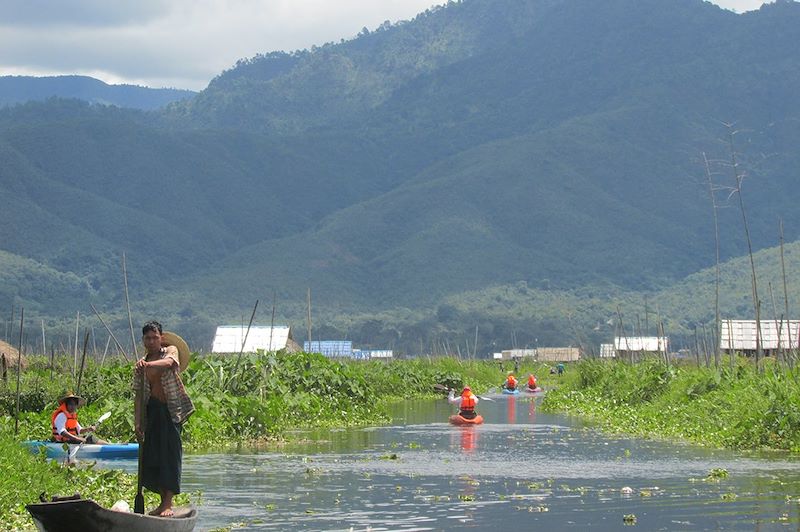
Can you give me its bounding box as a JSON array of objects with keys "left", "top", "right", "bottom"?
[
  {"left": 448, "top": 386, "right": 479, "bottom": 420},
  {"left": 502, "top": 372, "right": 518, "bottom": 392},
  {"left": 447, "top": 386, "right": 484, "bottom": 425},
  {"left": 51, "top": 391, "right": 108, "bottom": 445}
]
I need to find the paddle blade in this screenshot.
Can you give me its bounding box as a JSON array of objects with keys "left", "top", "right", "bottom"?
[
  {"left": 134, "top": 492, "right": 145, "bottom": 514},
  {"left": 97, "top": 412, "right": 111, "bottom": 424},
  {"left": 68, "top": 444, "right": 81, "bottom": 461}
]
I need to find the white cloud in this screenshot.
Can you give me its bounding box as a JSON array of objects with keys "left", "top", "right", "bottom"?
[
  {"left": 0, "top": 0, "right": 170, "bottom": 27},
  {"left": 715, "top": 0, "right": 768, "bottom": 12},
  {"left": 0, "top": 0, "right": 771, "bottom": 91}
]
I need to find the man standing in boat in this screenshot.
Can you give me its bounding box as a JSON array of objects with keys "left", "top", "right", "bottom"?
[
  {"left": 134, "top": 321, "right": 194, "bottom": 517},
  {"left": 448, "top": 386, "right": 479, "bottom": 419},
  {"left": 51, "top": 391, "right": 107, "bottom": 444}
]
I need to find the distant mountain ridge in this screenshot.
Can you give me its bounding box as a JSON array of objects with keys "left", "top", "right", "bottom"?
[
  {"left": 1, "top": 0, "right": 800, "bottom": 352},
  {"left": 0, "top": 75, "right": 196, "bottom": 110}
]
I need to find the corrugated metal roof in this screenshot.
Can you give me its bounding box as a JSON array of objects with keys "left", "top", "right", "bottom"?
[
  {"left": 720, "top": 319, "right": 800, "bottom": 350},
  {"left": 305, "top": 340, "right": 352, "bottom": 357},
  {"left": 614, "top": 336, "right": 669, "bottom": 351},
  {"left": 211, "top": 326, "right": 292, "bottom": 353}
]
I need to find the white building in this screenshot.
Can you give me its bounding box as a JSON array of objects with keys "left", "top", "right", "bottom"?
[
  {"left": 614, "top": 336, "right": 669, "bottom": 352},
  {"left": 211, "top": 325, "right": 301, "bottom": 354},
  {"left": 501, "top": 349, "right": 537, "bottom": 359},
  {"left": 719, "top": 319, "right": 800, "bottom": 354}
]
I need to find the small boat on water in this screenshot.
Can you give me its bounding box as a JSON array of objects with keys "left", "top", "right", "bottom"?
[
  {"left": 502, "top": 388, "right": 520, "bottom": 395},
  {"left": 449, "top": 413, "right": 484, "bottom": 425},
  {"left": 26, "top": 497, "right": 197, "bottom": 532},
  {"left": 23, "top": 441, "right": 139, "bottom": 460},
  {"left": 524, "top": 386, "right": 543, "bottom": 393}
]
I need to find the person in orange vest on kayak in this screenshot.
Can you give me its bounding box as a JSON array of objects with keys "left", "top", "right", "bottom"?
[
  {"left": 526, "top": 374, "right": 538, "bottom": 390},
  {"left": 51, "top": 391, "right": 106, "bottom": 444},
  {"left": 503, "top": 373, "right": 518, "bottom": 391},
  {"left": 448, "top": 386, "right": 479, "bottom": 420}
]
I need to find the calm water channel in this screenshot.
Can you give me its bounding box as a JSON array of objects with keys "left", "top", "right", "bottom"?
[{"left": 105, "top": 394, "right": 800, "bottom": 530}]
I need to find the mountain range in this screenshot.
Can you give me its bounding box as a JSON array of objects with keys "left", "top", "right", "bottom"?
[
  {"left": 1, "top": 0, "right": 799, "bottom": 354},
  {"left": 0, "top": 75, "right": 196, "bottom": 110}
]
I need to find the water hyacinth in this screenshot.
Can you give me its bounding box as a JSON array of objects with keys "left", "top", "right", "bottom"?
[{"left": 541, "top": 358, "right": 800, "bottom": 451}]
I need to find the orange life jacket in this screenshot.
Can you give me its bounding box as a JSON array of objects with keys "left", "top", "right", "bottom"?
[
  {"left": 506, "top": 376, "right": 518, "bottom": 389},
  {"left": 51, "top": 403, "right": 79, "bottom": 442},
  {"left": 460, "top": 391, "right": 476, "bottom": 411},
  {"left": 527, "top": 375, "right": 537, "bottom": 387}
]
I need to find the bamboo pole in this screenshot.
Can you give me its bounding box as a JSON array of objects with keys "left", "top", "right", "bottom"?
[
  {"left": 694, "top": 326, "right": 701, "bottom": 367},
  {"left": 703, "top": 151, "right": 722, "bottom": 368},
  {"left": 73, "top": 310, "right": 80, "bottom": 377},
  {"left": 269, "top": 291, "right": 276, "bottom": 352},
  {"left": 90, "top": 304, "right": 130, "bottom": 361},
  {"left": 727, "top": 319, "right": 736, "bottom": 372},
  {"left": 228, "top": 299, "right": 259, "bottom": 390},
  {"left": 779, "top": 220, "right": 795, "bottom": 368},
  {"left": 41, "top": 319, "right": 46, "bottom": 358},
  {"left": 100, "top": 336, "right": 111, "bottom": 367},
  {"left": 14, "top": 308, "right": 23, "bottom": 435},
  {"left": 76, "top": 329, "right": 90, "bottom": 395},
  {"left": 725, "top": 125, "right": 762, "bottom": 368},
  {"left": 123, "top": 253, "right": 138, "bottom": 361},
  {"left": 91, "top": 326, "right": 98, "bottom": 357},
  {"left": 768, "top": 282, "right": 783, "bottom": 365},
  {"left": 306, "top": 288, "right": 312, "bottom": 348}
]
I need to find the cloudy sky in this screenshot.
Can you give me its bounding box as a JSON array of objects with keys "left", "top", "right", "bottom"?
[{"left": 0, "top": 0, "right": 769, "bottom": 91}]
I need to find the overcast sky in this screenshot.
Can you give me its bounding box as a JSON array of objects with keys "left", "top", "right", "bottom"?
[{"left": 0, "top": 0, "right": 770, "bottom": 91}]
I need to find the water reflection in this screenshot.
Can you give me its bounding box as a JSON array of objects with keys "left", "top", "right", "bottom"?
[
  {"left": 452, "top": 427, "right": 477, "bottom": 453},
  {"left": 97, "top": 395, "right": 800, "bottom": 531}
]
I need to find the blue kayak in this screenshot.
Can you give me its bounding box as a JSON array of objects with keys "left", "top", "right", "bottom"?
[
  {"left": 502, "top": 388, "right": 520, "bottom": 395},
  {"left": 23, "top": 441, "right": 138, "bottom": 459}
]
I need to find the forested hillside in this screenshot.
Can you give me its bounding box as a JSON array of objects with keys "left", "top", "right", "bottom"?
[{"left": 1, "top": 0, "right": 799, "bottom": 353}]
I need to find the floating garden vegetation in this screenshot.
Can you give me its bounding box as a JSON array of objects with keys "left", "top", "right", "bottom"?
[
  {"left": 540, "top": 357, "right": 800, "bottom": 451},
  {"left": 1, "top": 352, "right": 542, "bottom": 529}
]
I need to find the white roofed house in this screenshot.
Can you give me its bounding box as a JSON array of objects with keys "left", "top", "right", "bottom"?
[
  {"left": 719, "top": 319, "right": 800, "bottom": 357},
  {"left": 613, "top": 336, "right": 669, "bottom": 361},
  {"left": 536, "top": 347, "right": 581, "bottom": 362},
  {"left": 211, "top": 325, "right": 301, "bottom": 354}
]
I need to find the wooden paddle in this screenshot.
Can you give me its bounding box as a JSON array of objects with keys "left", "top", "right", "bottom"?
[
  {"left": 67, "top": 411, "right": 111, "bottom": 463},
  {"left": 134, "top": 371, "right": 145, "bottom": 514}
]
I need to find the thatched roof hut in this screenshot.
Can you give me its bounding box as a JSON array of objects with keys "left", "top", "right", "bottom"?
[{"left": 0, "top": 340, "right": 27, "bottom": 368}]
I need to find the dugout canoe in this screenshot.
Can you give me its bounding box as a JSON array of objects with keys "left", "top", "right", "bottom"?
[{"left": 26, "top": 498, "right": 197, "bottom": 532}]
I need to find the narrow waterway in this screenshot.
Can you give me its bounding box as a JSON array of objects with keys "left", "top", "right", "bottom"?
[{"left": 107, "top": 393, "right": 800, "bottom": 530}]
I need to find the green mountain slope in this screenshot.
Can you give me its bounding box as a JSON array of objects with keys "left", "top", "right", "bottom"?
[{"left": 1, "top": 0, "right": 800, "bottom": 352}]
